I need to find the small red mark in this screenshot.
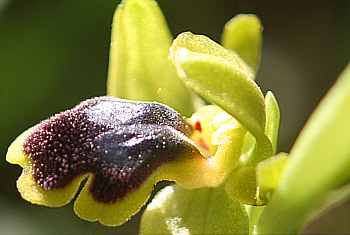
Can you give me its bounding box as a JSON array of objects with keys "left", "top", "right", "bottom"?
[
  {"left": 199, "top": 138, "right": 210, "bottom": 152},
  {"left": 195, "top": 121, "right": 202, "bottom": 132}
]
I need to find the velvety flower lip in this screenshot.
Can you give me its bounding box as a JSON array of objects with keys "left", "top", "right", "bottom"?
[
  {"left": 7, "top": 96, "right": 247, "bottom": 226},
  {"left": 22, "top": 96, "right": 197, "bottom": 203},
  {"left": 7, "top": 96, "right": 207, "bottom": 225}
]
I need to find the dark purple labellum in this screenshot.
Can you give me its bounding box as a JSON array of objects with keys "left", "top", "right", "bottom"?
[{"left": 23, "top": 96, "right": 200, "bottom": 203}]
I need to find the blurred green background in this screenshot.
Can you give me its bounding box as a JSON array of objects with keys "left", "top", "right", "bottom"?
[{"left": 1, "top": 0, "right": 349, "bottom": 234}]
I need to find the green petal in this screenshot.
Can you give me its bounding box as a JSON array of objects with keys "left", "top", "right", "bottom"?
[
  {"left": 256, "top": 63, "right": 350, "bottom": 234},
  {"left": 170, "top": 32, "right": 272, "bottom": 157},
  {"left": 225, "top": 154, "right": 287, "bottom": 206},
  {"left": 224, "top": 92, "right": 281, "bottom": 205},
  {"left": 264, "top": 91, "right": 280, "bottom": 155},
  {"left": 221, "top": 14, "right": 263, "bottom": 72},
  {"left": 256, "top": 153, "right": 288, "bottom": 202},
  {"left": 107, "top": 0, "right": 199, "bottom": 116},
  {"left": 243, "top": 91, "right": 280, "bottom": 166},
  {"left": 140, "top": 184, "right": 248, "bottom": 234}
]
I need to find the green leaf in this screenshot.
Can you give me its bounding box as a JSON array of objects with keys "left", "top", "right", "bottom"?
[
  {"left": 305, "top": 181, "right": 350, "bottom": 225},
  {"left": 221, "top": 14, "right": 263, "bottom": 72},
  {"left": 107, "top": 0, "right": 199, "bottom": 116},
  {"left": 256, "top": 63, "right": 350, "bottom": 234},
  {"left": 140, "top": 184, "right": 248, "bottom": 234},
  {"left": 169, "top": 32, "right": 272, "bottom": 157}
]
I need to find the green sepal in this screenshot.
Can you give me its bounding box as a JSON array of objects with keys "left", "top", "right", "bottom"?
[
  {"left": 140, "top": 184, "right": 248, "bottom": 234},
  {"left": 170, "top": 32, "right": 272, "bottom": 158},
  {"left": 256, "top": 63, "right": 350, "bottom": 234},
  {"left": 221, "top": 14, "right": 263, "bottom": 72},
  {"left": 107, "top": 0, "right": 199, "bottom": 116}
]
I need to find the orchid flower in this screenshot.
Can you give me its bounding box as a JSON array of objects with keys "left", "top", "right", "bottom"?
[{"left": 7, "top": 0, "right": 350, "bottom": 234}]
